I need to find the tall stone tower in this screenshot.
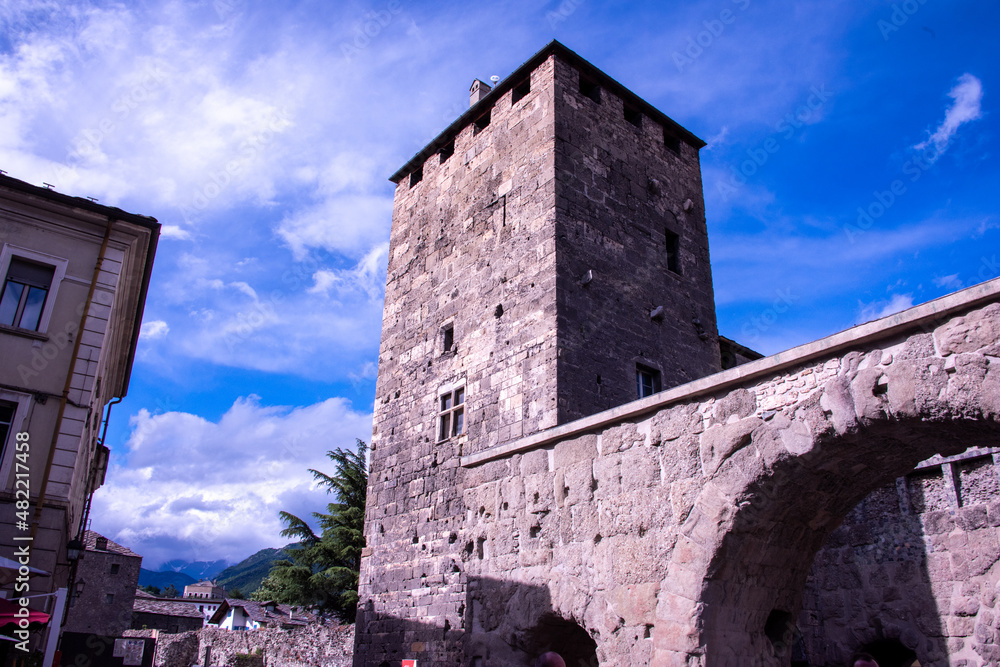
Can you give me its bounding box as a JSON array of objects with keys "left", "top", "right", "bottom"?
[{"left": 355, "top": 41, "right": 720, "bottom": 665}]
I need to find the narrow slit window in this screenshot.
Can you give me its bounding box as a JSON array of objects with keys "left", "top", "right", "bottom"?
[
  {"left": 665, "top": 229, "right": 680, "bottom": 274},
  {"left": 409, "top": 166, "right": 423, "bottom": 187},
  {"left": 439, "top": 139, "right": 455, "bottom": 163},
  {"left": 442, "top": 325, "right": 454, "bottom": 353},
  {"left": 473, "top": 109, "right": 492, "bottom": 135},
  {"left": 579, "top": 77, "right": 601, "bottom": 104},
  {"left": 512, "top": 79, "right": 531, "bottom": 105},
  {"left": 663, "top": 127, "right": 681, "bottom": 155},
  {"left": 438, "top": 386, "right": 465, "bottom": 441},
  {"left": 624, "top": 105, "right": 642, "bottom": 128},
  {"left": 636, "top": 364, "right": 662, "bottom": 399}
]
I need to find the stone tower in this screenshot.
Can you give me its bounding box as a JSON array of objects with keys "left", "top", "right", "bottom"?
[{"left": 355, "top": 41, "right": 721, "bottom": 665}]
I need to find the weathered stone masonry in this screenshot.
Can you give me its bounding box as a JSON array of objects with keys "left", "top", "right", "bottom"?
[{"left": 356, "top": 38, "right": 1000, "bottom": 667}]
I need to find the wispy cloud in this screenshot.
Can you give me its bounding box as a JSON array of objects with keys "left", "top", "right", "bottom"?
[
  {"left": 913, "top": 73, "right": 984, "bottom": 162},
  {"left": 857, "top": 293, "right": 914, "bottom": 324},
  {"left": 140, "top": 320, "right": 169, "bottom": 340}
]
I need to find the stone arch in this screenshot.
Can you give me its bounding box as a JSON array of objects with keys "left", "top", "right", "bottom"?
[
  {"left": 653, "top": 302, "right": 1000, "bottom": 666},
  {"left": 524, "top": 613, "right": 599, "bottom": 666}
]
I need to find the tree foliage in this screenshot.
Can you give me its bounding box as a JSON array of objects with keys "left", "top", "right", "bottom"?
[{"left": 253, "top": 440, "right": 368, "bottom": 622}]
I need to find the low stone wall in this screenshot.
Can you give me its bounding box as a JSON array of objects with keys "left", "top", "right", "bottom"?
[{"left": 124, "top": 624, "right": 353, "bottom": 667}]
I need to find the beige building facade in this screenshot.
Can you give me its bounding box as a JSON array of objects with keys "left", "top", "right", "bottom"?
[{"left": 0, "top": 174, "right": 158, "bottom": 654}]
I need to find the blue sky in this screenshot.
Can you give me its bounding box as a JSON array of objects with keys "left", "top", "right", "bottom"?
[{"left": 1, "top": 0, "right": 996, "bottom": 568}]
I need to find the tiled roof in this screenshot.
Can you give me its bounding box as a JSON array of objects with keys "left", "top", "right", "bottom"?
[
  {"left": 208, "top": 599, "right": 318, "bottom": 627},
  {"left": 83, "top": 530, "right": 141, "bottom": 558},
  {"left": 133, "top": 596, "right": 204, "bottom": 619}
]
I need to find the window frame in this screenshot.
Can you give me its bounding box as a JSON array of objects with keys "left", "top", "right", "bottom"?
[
  {"left": 0, "top": 245, "right": 68, "bottom": 335},
  {"left": 0, "top": 390, "right": 31, "bottom": 489},
  {"left": 437, "top": 381, "right": 466, "bottom": 442},
  {"left": 636, "top": 363, "right": 662, "bottom": 399}
]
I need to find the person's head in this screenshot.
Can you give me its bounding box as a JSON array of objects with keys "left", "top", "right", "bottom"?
[
  {"left": 535, "top": 651, "right": 566, "bottom": 667},
  {"left": 851, "top": 653, "right": 879, "bottom": 667}
]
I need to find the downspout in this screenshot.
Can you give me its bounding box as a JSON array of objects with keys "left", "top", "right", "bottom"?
[{"left": 30, "top": 213, "right": 115, "bottom": 540}]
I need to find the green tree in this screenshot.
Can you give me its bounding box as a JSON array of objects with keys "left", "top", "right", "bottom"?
[
  {"left": 255, "top": 440, "right": 368, "bottom": 621},
  {"left": 229, "top": 587, "right": 244, "bottom": 599},
  {"left": 161, "top": 584, "right": 178, "bottom": 598},
  {"left": 139, "top": 585, "right": 161, "bottom": 596}
]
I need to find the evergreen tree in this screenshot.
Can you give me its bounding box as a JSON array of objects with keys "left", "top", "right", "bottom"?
[{"left": 256, "top": 440, "right": 368, "bottom": 621}]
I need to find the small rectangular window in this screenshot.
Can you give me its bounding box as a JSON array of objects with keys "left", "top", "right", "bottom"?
[
  {"left": 636, "top": 364, "right": 662, "bottom": 399},
  {"left": 512, "top": 79, "right": 531, "bottom": 105},
  {"left": 442, "top": 325, "right": 454, "bottom": 353},
  {"left": 439, "top": 139, "right": 455, "bottom": 163},
  {"left": 105, "top": 593, "right": 115, "bottom": 604},
  {"left": 438, "top": 386, "right": 465, "bottom": 441},
  {"left": 579, "top": 76, "right": 601, "bottom": 104},
  {"left": 409, "top": 166, "right": 423, "bottom": 187},
  {"left": 624, "top": 105, "right": 642, "bottom": 128},
  {"left": 473, "top": 109, "right": 492, "bottom": 135},
  {"left": 110, "top": 563, "right": 120, "bottom": 575},
  {"left": 1, "top": 258, "right": 54, "bottom": 331},
  {"left": 665, "top": 229, "right": 680, "bottom": 274},
  {"left": 663, "top": 127, "right": 681, "bottom": 155},
  {"left": 0, "top": 401, "right": 15, "bottom": 464}
]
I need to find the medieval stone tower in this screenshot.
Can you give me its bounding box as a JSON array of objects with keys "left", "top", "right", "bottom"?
[{"left": 355, "top": 41, "right": 722, "bottom": 665}]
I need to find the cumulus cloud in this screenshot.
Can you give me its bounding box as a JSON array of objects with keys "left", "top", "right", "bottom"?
[
  {"left": 857, "top": 293, "right": 914, "bottom": 324},
  {"left": 913, "top": 73, "right": 983, "bottom": 162},
  {"left": 91, "top": 396, "right": 373, "bottom": 568}
]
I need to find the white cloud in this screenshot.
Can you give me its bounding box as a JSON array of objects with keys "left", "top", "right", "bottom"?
[
  {"left": 933, "top": 274, "right": 963, "bottom": 292},
  {"left": 139, "top": 319, "right": 169, "bottom": 339},
  {"left": 857, "top": 293, "right": 914, "bottom": 324},
  {"left": 91, "top": 396, "right": 373, "bottom": 568},
  {"left": 913, "top": 73, "right": 983, "bottom": 162},
  {"left": 159, "top": 225, "right": 191, "bottom": 240}
]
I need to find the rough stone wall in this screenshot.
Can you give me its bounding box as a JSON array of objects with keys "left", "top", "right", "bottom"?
[
  {"left": 551, "top": 56, "right": 720, "bottom": 421},
  {"left": 358, "top": 55, "right": 560, "bottom": 666},
  {"left": 125, "top": 625, "right": 353, "bottom": 667},
  {"left": 64, "top": 550, "right": 142, "bottom": 636},
  {"left": 456, "top": 299, "right": 1000, "bottom": 666},
  {"left": 802, "top": 450, "right": 1000, "bottom": 666}
]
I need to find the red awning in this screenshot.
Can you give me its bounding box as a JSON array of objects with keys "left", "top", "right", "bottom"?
[{"left": 0, "top": 597, "right": 50, "bottom": 629}]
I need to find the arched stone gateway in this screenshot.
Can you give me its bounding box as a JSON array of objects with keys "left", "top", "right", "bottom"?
[{"left": 651, "top": 297, "right": 1000, "bottom": 666}]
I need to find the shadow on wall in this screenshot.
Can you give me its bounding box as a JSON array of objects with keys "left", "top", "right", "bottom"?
[
  {"left": 355, "top": 576, "right": 599, "bottom": 667},
  {"left": 802, "top": 450, "right": 1000, "bottom": 666}
]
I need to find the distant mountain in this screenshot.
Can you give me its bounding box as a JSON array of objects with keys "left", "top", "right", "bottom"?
[
  {"left": 137, "top": 569, "right": 196, "bottom": 593},
  {"left": 216, "top": 544, "right": 299, "bottom": 596},
  {"left": 158, "top": 559, "right": 229, "bottom": 581}
]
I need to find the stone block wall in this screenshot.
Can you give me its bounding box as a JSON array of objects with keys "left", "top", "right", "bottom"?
[
  {"left": 359, "top": 53, "right": 561, "bottom": 667},
  {"left": 124, "top": 625, "right": 353, "bottom": 667},
  {"left": 801, "top": 449, "right": 1000, "bottom": 666},
  {"left": 551, "top": 55, "right": 720, "bottom": 421}
]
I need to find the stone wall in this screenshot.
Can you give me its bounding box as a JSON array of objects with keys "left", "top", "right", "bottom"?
[
  {"left": 801, "top": 449, "right": 1000, "bottom": 666},
  {"left": 453, "top": 295, "right": 1000, "bottom": 665},
  {"left": 125, "top": 625, "right": 353, "bottom": 667},
  {"left": 358, "top": 42, "right": 722, "bottom": 666}
]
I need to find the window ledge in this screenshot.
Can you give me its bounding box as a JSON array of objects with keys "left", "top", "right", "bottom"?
[{"left": 0, "top": 323, "right": 49, "bottom": 341}]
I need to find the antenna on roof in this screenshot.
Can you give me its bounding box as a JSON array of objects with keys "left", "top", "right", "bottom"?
[
  {"left": 490, "top": 75, "right": 500, "bottom": 85},
  {"left": 42, "top": 182, "right": 54, "bottom": 189}
]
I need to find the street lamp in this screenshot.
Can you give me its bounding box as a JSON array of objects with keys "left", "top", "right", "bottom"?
[{"left": 67, "top": 538, "right": 84, "bottom": 562}]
